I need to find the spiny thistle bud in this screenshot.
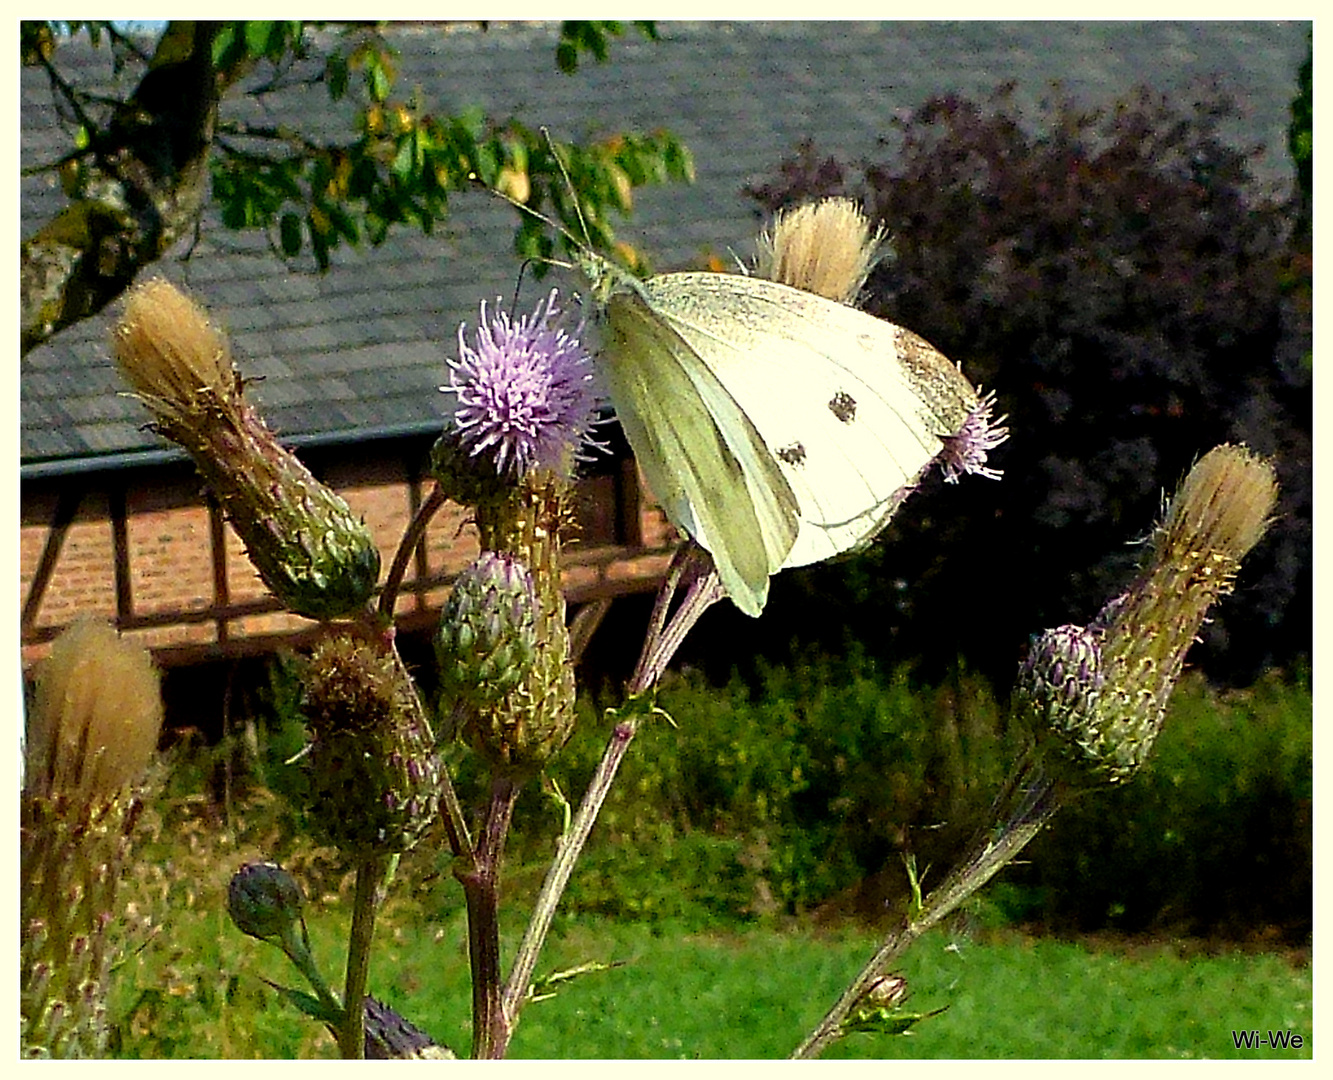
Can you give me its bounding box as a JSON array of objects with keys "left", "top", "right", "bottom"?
[
  {"left": 1017, "top": 445, "right": 1278, "bottom": 787},
  {"left": 301, "top": 634, "right": 441, "bottom": 858},
  {"left": 429, "top": 429, "right": 514, "bottom": 513},
  {"left": 435, "top": 551, "right": 539, "bottom": 713},
  {"left": 459, "top": 476, "right": 578, "bottom": 776},
  {"left": 227, "top": 861, "right": 306, "bottom": 947},
  {"left": 21, "top": 619, "right": 164, "bottom": 1058},
  {"left": 1015, "top": 623, "right": 1110, "bottom": 784},
  {"left": 755, "top": 197, "right": 883, "bottom": 304},
  {"left": 112, "top": 279, "right": 380, "bottom": 620}
]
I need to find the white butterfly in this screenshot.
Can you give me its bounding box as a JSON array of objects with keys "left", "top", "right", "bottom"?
[{"left": 582, "top": 241, "right": 984, "bottom": 617}]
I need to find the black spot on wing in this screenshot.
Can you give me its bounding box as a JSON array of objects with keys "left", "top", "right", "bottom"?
[
  {"left": 776, "top": 442, "right": 806, "bottom": 467},
  {"left": 828, "top": 391, "right": 857, "bottom": 424}
]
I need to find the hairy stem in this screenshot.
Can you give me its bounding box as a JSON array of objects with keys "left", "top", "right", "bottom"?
[
  {"left": 791, "top": 757, "right": 1063, "bottom": 1059},
  {"left": 500, "top": 543, "right": 723, "bottom": 1032}
]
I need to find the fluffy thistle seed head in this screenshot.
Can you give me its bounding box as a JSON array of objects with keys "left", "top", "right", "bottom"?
[
  {"left": 112, "top": 280, "right": 380, "bottom": 620},
  {"left": 755, "top": 197, "right": 883, "bottom": 304},
  {"left": 1018, "top": 444, "right": 1278, "bottom": 787},
  {"left": 25, "top": 619, "right": 163, "bottom": 803}
]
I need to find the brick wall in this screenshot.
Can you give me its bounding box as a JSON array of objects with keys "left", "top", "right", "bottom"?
[{"left": 20, "top": 455, "right": 675, "bottom": 669}]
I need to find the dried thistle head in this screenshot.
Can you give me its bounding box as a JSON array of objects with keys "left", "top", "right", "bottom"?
[
  {"left": 1154, "top": 442, "right": 1279, "bottom": 574},
  {"left": 25, "top": 619, "right": 163, "bottom": 803},
  {"left": 1018, "top": 444, "right": 1279, "bottom": 787},
  {"left": 112, "top": 277, "right": 239, "bottom": 432},
  {"left": 754, "top": 197, "right": 884, "bottom": 304},
  {"left": 111, "top": 279, "right": 380, "bottom": 620}
]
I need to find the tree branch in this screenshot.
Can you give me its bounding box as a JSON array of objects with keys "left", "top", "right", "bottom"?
[{"left": 20, "top": 22, "right": 220, "bottom": 355}]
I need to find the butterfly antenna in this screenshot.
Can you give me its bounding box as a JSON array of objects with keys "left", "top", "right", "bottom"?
[
  {"left": 511, "top": 258, "right": 538, "bottom": 312},
  {"left": 540, "top": 126, "right": 593, "bottom": 248}
]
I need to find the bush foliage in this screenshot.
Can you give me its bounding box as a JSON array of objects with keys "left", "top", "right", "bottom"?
[
  {"left": 481, "top": 656, "right": 1309, "bottom": 939},
  {"left": 741, "top": 81, "right": 1311, "bottom": 690}
]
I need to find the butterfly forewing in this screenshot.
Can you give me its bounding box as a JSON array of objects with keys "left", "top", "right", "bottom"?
[
  {"left": 602, "top": 283, "right": 800, "bottom": 615},
  {"left": 639, "top": 273, "right": 979, "bottom": 568}
]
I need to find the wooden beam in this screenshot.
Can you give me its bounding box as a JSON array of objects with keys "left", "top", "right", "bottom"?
[
  {"left": 208, "top": 495, "right": 230, "bottom": 647},
  {"left": 109, "top": 484, "right": 133, "bottom": 625},
  {"left": 20, "top": 488, "right": 83, "bottom": 634}
]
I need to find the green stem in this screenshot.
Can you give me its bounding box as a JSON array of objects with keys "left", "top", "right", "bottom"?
[
  {"left": 501, "top": 716, "right": 639, "bottom": 1027},
  {"left": 337, "top": 855, "right": 389, "bottom": 1059},
  {"left": 499, "top": 543, "right": 722, "bottom": 1035},
  {"left": 791, "top": 759, "right": 1063, "bottom": 1059}
]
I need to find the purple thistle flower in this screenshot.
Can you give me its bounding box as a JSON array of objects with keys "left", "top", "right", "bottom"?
[
  {"left": 939, "top": 392, "right": 1009, "bottom": 483},
  {"left": 444, "top": 289, "right": 600, "bottom": 478}
]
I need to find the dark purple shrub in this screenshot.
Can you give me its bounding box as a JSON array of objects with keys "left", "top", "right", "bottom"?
[{"left": 747, "top": 83, "right": 1311, "bottom": 689}]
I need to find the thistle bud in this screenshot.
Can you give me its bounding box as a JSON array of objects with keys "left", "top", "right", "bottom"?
[
  {"left": 301, "top": 634, "right": 441, "bottom": 858},
  {"left": 112, "top": 279, "right": 380, "bottom": 620},
  {"left": 227, "top": 861, "right": 305, "bottom": 946},
  {"left": 459, "top": 476, "right": 577, "bottom": 776},
  {"left": 1014, "top": 624, "right": 1112, "bottom": 785},
  {"left": 436, "top": 551, "right": 539, "bottom": 713},
  {"left": 1017, "top": 445, "right": 1278, "bottom": 788}
]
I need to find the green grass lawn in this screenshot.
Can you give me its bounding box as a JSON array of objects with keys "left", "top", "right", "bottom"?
[{"left": 113, "top": 902, "right": 1311, "bottom": 1059}]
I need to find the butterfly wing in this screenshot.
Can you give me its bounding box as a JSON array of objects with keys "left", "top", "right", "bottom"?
[
  {"left": 639, "top": 273, "right": 980, "bottom": 569},
  {"left": 601, "top": 283, "right": 800, "bottom": 616}
]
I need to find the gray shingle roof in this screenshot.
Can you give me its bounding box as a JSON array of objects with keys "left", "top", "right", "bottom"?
[{"left": 21, "top": 20, "right": 1308, "bottom": 472}]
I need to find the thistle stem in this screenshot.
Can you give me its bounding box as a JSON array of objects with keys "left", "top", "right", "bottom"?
[
  {"left": 338, "top": 854, "right": 390, "bottom": 1059},
  {"left": 501, "top": 717, "right": 639, "bottom": 1029},
  {"left": 379, "top": 482, "right": 448, "bottom": 619},
  {"left": 791, "top": 756, "right": 1063, "bottom": 1059},
  {"left": 499, "top": 543, "right": 723, "bottom": 1032},
  {"left": 459, "top": 776, "right": 520, "bottom": 1059}
]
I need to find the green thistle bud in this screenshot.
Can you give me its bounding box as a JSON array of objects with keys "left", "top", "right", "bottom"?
[
  {"left": 112, "top": 279, "right": 380, "bottom": 620},
  {"left": 436, "top": 551, "right": 539, "bottom": 713},
  {"left": 429, "top": 431, "right": 513, "bottom": 513},
  {"left": 301, "top": 634, "right": 441, "bottom": 858},
  {"left": 460, "top": 475, "right": 577, "bottom": 776},
  {"left": 1017, "top": 445, "right": 1278, "bottom": 788},
  {"left": 1015, "top": 624, "right": 1113, "bottom": 785},
  {"left": 227, "top": 861, "right": 305, "bottom": 945}
]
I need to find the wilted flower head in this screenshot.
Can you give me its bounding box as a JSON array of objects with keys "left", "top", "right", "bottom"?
[
  {"left": 25, "top": 618, "right": 163, "bottom": 802},
  {"left": 939, "top": 393, "right": 1008, "bottom": 483},
  {"left": 112, "top": 280, "right": 380, "bottom": 620},
  {"left": 444, "top": 289, "right": 599, "bottom": 479}
]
